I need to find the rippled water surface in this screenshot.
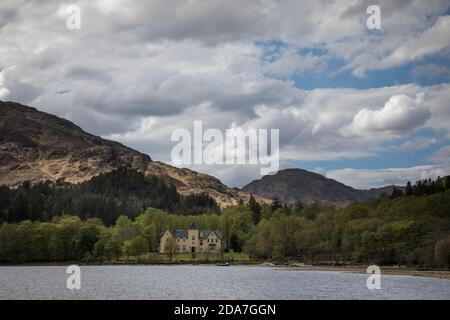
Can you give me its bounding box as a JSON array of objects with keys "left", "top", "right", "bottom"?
[{"left": 1, "top": 265, "right": 450, "bottom": 300}]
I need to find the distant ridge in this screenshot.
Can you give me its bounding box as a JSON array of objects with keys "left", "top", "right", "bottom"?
[{"left": 243, "top": 168, "right": 404, "bottom": 206}]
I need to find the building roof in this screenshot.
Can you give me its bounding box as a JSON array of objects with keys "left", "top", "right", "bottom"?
[
  {"left": 170, "top": 230, "right": 188, "bottom": 238},
  {"left": 213, "top": 230, "right": 222, "bottom": 240},
  {"left": 169, "top": 229, "right": 222, "bottom": 240},
  {"left": 199, "top": 230, "right": 209, "bottom": 239},
  {"left": 200, "top": 230, "right": 222, "bottom": 240}
]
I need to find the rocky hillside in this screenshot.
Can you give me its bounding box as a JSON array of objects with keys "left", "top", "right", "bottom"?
[
  {"left": 0, "top": 101, "right": 151, "bottom": 186},
  {"left": 243, "top": 168, "right": 385, "bottom": 206},
  {"left": 0, "top": 101, "right": 258, "bottom": 207},
  {"left": 145, "top": 160, "right": 264, "bottom": 206}
]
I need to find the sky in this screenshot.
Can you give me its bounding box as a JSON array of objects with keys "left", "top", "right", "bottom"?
[{"left": 1, "top": 0, "right": 450, "bottom": 189}]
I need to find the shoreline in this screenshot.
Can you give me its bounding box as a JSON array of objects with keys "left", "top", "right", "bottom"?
[
  {"left": 277, "top": 265, "right": 450, "bottom": 281},
  {"left": 1, "top": 262, "right": 450, "bottom": 281}
]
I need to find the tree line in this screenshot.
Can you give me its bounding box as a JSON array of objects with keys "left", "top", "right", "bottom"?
[
  {"left": 390, "top": 176, "right": 450, "bottom": 198},
  {"left": 1, "top": 175, "right": 449, "bottom": 269},
  {"left": 0, "top": 206, "right": 253, "bottom": 263},
  {"left": 0, "top": 168, "right": 219, "bottom": 225},
  {"left": 246, "top": 189, "right": 450, "bottom": 269}
]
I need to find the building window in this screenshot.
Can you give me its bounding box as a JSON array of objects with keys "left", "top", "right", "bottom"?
[
  {"left": 200, "top": 240, "right": 203, "bottom": 246},
  {"left": 192, "top": 236, "right": 195, "bottom": 240}
]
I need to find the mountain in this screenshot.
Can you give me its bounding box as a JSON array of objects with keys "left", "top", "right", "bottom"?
[
  {"left": 0, "top": 101, "right": 151, "bottom": 185},
  {"left": 0, "top": 101, "right": 258, "bottom": 207},
  {"left": 242, "top": 168, "right": 399, "bottom": 206},
  {"left": 360, "top": 185, "right": 405, "bottom": 199}
]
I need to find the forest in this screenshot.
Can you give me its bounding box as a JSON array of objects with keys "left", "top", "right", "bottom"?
[
  {"left": 0, "top": 172, "right": 449, "bottom": 269},
  {"left": 0, "top": 168, "right": 219, "bottom": 225}
]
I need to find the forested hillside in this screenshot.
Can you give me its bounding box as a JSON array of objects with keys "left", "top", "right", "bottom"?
[
  {"left": 246, "top": 189, "right": 450, "bottom": 268},
  {"left": 0, "top": 168, "right": 219, "bottom": 225}
]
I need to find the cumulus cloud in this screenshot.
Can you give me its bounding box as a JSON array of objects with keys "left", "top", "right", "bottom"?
[
  {"left": 348, "top": 93, "right": 431, "bottom": 133},
  {"left": 104, "top": 83, "right": 450, "bottom": 186}
]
